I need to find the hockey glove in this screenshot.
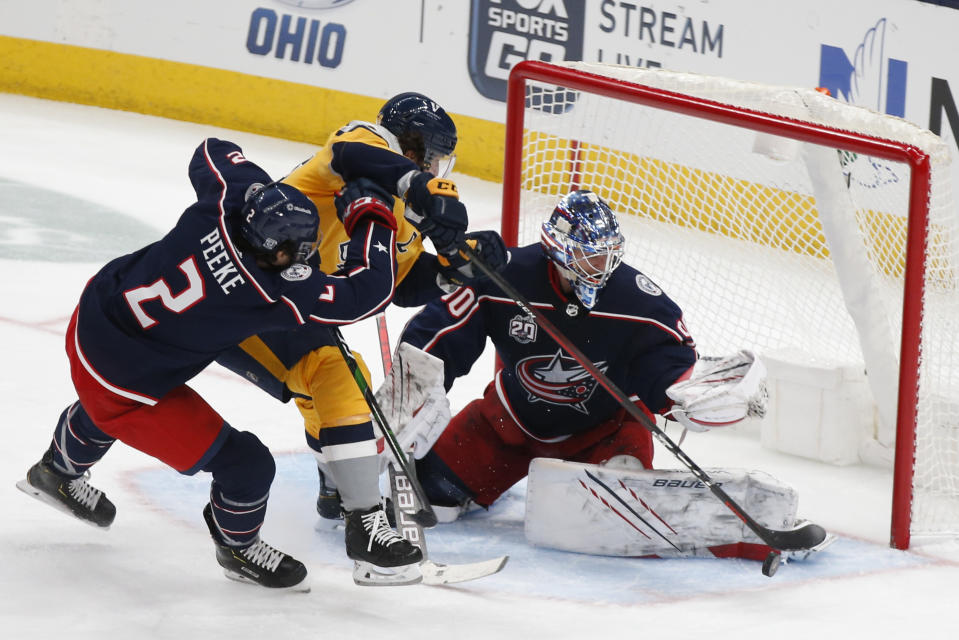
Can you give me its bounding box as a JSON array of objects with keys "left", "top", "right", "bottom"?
[
  {"left": 403, "top": 171, "right": 467, "bottom": 255},
  {"left": 335, "top": 177, "right": 398, "bottom": 235},
  {"left": 436, "top": 230, "right": 509, "bottom": 287},
  {"left": 665, "top": 350, "right": 768, "bottom": 432}
]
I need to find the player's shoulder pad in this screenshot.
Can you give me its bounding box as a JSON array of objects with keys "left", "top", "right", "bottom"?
[
  {"left": 199, "top": 137, "right": 245, "bottom": 161},
  {"left": 502, "top": 243, "right": 543, "bottom": 269},
  {"left": 617, "top": 263, "right": 665, "bottom": 298},
  {"left": 332, "top": 120, "right": 401, "bottom": 153},
  {"left": 602, "top": 262, "right": 683, "bottom": 316}
]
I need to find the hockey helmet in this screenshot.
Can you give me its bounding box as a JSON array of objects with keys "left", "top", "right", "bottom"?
[
  {"left": 240, "top": 182, "right": 319, "bottom": 265},
  {"left": 377, "top": 92, "right": 457, "bottom": 177},
  {"left": 541, "top": 190, "right": 625, "bottom": 309}
]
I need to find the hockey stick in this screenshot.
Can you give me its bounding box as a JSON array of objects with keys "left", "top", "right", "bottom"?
[
  {"left": 373, "top": 321, "right": 507, "bottom": 583},
  {"left": 389, "top": 462, "right": 508, "bottom": 585},
  {"left": 462, "top": 246, "right": 827, "bottom": 557},
  {"left": 330, "top": 327, "right": 438, "bottom": 527},
  {"left": 374, "top": 313, "right": 393, "bottom": 375}
]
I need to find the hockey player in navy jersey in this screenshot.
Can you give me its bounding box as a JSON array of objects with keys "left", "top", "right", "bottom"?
[
  {"left": 396, "top": 189, "right": 697, "bottom": 517},
  {"left": 15, "top": 138, "right": 416, "bottom": 591},
  {"left": 383, "top": 191, "right": 801, "bottom": 561},
  {"left": 211, "top": 93, "right": 506, "bottom": 584}
]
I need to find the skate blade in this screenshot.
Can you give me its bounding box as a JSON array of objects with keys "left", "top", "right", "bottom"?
[
  {"left": 15, "top": 478, "right": 111, "bottom": 530},
  {"left": 222, "top": 569, "right": 311, "bottom": 593},
  {"left": 352, "top": 560, "right": 423, "bottom": 587}
]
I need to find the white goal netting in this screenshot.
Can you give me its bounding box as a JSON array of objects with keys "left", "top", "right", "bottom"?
[{"left": 504, "top": 60, "right": 959, "bottom": 548}]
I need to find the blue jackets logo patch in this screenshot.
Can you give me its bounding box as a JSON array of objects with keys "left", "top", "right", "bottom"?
[
  {"left": 516, "top": 349, "right": 607, "bottom": 414},
  {"left": 281, "top": 263, "right": 312, "bottom": 281}
]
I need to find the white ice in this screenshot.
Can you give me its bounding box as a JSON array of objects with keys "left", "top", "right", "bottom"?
[{"left": 0, "top": 94, "right": 957, "bottom": 639}]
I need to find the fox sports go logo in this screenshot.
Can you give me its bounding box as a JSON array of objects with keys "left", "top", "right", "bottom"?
[{"left": 468, "top": 0, "right": 585, "bottom": 101}]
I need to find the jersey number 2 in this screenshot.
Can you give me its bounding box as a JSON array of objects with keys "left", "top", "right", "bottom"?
[{"left": 124, "top": 257, "right": 206, "bottom": 329}]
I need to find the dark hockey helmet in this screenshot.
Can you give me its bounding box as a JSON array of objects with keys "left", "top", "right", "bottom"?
[
  {"left": 240, "top": 182, "right": 320, "bottom": 265},
  {"left": 377, "top": 92, "right": 457, "bottom": 177},
  {"left": 541, "top": 190, "right": 625, "bottom": 309}
]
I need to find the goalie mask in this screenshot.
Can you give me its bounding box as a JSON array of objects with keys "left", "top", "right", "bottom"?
[
  {"left": 378, "top": 92, "right": 457, "bottom": 178},
  {"left": 240, "top": 182, "right": 320, "bottom": 265},
  {"left": 541, "top": 190, "right": 625, "bottom": 309}
]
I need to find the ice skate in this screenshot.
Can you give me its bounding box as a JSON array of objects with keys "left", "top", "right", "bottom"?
[
  {"left": 345, "top": 504, "right": 423, "bottom": 586},
  {"left": 16, "top": 449, "right": 116, "bottom": 528},
  {"left": 316, "top": 467, "right": 344, "bottom": 521},
  {"left": 203, "top": 504, "right": 310, "bottom": 592}
]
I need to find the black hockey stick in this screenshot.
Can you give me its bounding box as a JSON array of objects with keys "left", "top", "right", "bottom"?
[
  {"left": 463, "top": 246, "right": 827, "bottom": 555},
  {"left": 330, "top": 327, "right": 438, "bottom": 527}
]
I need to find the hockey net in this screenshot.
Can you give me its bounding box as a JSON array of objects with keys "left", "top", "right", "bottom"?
[{"left": 501, "top": 60, "right": 959, "bottom": 549}]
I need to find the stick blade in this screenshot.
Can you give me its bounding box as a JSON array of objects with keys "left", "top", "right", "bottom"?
[
  {"left": 765, "top": 520, "right": 828, "bottom": 551},
  {"left": 420, "top": 556, "right": 509, "bottom": 585},
  {"left": 412, "top": 507, "right": 438, "bottom": 528}
]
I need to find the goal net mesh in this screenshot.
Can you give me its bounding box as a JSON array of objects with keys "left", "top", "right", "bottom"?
[{"left": 505, "top": 61, "right": 959, "bottom": 547}]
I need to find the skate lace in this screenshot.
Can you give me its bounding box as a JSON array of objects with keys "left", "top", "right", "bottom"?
[
  {"left": 67, "top": 474, "right": 102, "bottom": 510},
  {"left": 361, "top": 509, "right": 405, "bottom": 552},
  {"left": 241, "top": 539, "right": 285, "bottom": 572}
]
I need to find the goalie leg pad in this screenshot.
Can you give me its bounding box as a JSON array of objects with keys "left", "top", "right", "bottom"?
[{"left": 525, "top": 458, "right": 799, "bottom": 558}]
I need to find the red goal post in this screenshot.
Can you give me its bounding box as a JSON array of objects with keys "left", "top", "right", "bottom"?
[{"left": 501, "top": 59, "right": 957, "bottom": 550}]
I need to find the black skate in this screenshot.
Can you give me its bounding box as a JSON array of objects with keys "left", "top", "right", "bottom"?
[
  {"left": 345, "top": 504, "right": 423, "bottom": 586},
  {"left": 316, "top": 468, "right": 343, "bottom": 521},
  {"left": 203, "top": 504, "right": 309, "bottom": 592},
  {"left": 16, "top": 449, "right": 116, "bottom": 528},
  {"left": 315, "top": 467, "right": 395, "bottom": 526}
]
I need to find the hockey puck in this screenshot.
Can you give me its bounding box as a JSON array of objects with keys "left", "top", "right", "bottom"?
[{"left": 762, "top": 551, "right": 781, "bottom": 577}]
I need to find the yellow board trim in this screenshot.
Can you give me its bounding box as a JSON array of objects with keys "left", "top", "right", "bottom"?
[{"left": 0, "top": 36, "right": 505, "bottom": 182}]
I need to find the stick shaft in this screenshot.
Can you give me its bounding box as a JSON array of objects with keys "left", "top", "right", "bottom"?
[{"left": 330, "top": 327, "right": 437, "bottom": 527}]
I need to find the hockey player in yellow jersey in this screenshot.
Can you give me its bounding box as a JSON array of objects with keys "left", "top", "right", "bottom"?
[{"left": 214, "top": 93, "right": 508, "bottom": 585}]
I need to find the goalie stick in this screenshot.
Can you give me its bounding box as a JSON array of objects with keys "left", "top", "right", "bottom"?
[
  {"left": 330, "top": 327, "right": 438, "bottom": 528},
  {"left": 389, "top": 462, "right": 508, "bottom": 585},
  {"left": 462, "top": 246, "right": 828, "bottom": 570}
]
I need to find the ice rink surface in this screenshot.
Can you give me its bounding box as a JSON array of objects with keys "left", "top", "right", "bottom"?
[{"left": 1, "top": 93, "right": 957, "bottom": 639}]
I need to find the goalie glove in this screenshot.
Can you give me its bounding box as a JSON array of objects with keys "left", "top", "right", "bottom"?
[
  {"left": 436, "top": 230, "right": 509, "bottom": 287},
  {"left": 334, "top": 177, "right": 398, "bottom": 235},
  {"left": 402, "top": 171, "right": 467, "bottom": 255},
  {"left": 665, "top": 350, "right": 768, "bottom": 433}
]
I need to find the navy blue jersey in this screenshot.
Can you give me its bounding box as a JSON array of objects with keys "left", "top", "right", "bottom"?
[
  {"left": 400, "top": 244, "right": 697, "bottom": 440},
  {"left": 75, "top": 138, "right": 397, "bottom": 405}
]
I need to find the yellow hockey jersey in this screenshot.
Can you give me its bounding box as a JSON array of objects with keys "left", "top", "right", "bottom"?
[{"left": 282, "top": 121, "right": 424, "bottom": 283}]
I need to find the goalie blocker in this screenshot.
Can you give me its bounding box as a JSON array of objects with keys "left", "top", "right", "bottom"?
[{"left": 525, "top": 458, "right": 800, "bottom": 560}]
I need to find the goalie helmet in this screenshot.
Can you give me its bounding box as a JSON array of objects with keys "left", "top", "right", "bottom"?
[
  {"left": 541, "top": 190, "right": 625, "bottom": 309},
  {"left": 377, "top": 92, "right": 457, "bottom": 178},
  {"left": 240, "top": 182, "right": 320, "bottom": 265}
]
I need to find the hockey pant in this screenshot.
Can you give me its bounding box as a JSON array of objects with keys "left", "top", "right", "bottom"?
[
  {"left": 62, "top": 308, "right": 275, "bottom": 546},
  {"left": 417, "top": 380, "right": 655, "bottom": 508}
]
